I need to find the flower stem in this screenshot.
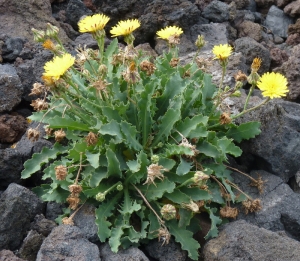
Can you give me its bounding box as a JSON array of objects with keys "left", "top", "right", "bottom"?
[{"left": 243, "top": 84, "right": 255, "bottom": 111}]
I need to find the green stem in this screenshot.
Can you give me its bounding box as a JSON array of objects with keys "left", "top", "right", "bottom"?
[
  {"left": 177, "top": 178, "right": 193, "bottom": 189},
  {"left": 104, "top": 181, "right": 123, "bottom": 195},
  {"left": 243, "top": 84, "right": 255, "bottom": 111}
]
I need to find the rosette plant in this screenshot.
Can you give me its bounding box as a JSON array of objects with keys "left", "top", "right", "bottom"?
[{"left": 25, "top": 16, "right": 288, "bottom": 260}]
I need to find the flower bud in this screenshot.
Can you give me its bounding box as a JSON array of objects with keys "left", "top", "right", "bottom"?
[
  {"left": 117, "top": 184, "right": 123, "bottom": 191},
  {"left": 195, "top": 35, "right": 205, "bottom": 50},
  {"left": 192, "top": 171, "right": 209, "bottom": 186},
  {"left": 45, "top": 23, "right": 59, "bottom": 38},
  {"left": 151, "top": 155, "right": 160, "bottom": 164},
  {"left": 32, "top": 28, "right": 46, "bottom": 43},
  {"left": 161, "top": 204, "right": 176, "bottom": 220},
  {"left": 95, "top": 192, "right": 106, "bottom": 202},
  {"left": 231, "top": 90, "right": 241, "bottom": 97},
  {"left": 98, "top": 64, "right": 108, "bottom": 76}
]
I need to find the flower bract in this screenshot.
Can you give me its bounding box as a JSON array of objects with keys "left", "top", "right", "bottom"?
[
  {"left": 156, "top": 26, "right": 183, "bottom": 40},
  {"left": 43, "top": 53, "right": 75, "bottom": 80},
  {"left": 257, "top": 72, "right": 288, "bottom": 99},
  {"left": 78, "top": 14, "right": 110, "bottom": 33},
  {"left": 212, "top": 44, "right": 233, "bottom": 60},
  {"left": 110, "top": 19, "right": 140, "bottom": 37}
]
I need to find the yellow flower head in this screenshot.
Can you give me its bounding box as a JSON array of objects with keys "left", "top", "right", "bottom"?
[
  {"left": 156, "top": 26, "right": 183, "bottom": 40},
  {"left": 257, "top": 72, "right": 289, "bottom": 99},
  {"left": 212, "top": 44, "right": 233, "bottom": 60},
  {"left": 251, "top": 57, "right": 262, "bottom": 73},
  {"left": 43, "top": 53, "right": 75, "bottom": 80},
  {"left": 110, "top": 19, "right": 140, "bottom": 37},
  {"left": 78, "top": 14, "right": 110, "bottom": 33}
]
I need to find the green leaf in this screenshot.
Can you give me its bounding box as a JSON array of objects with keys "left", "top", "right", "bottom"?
[
  {"left": 165, "top": 189, "right": 191, "bottom": 204},
  {"left": 109, "top": 215, "right": 129, "bottom": 252},
  {"left": 68, "top": 141, "right": 88, "bottom": 161},
  {"left": 21, "top": 143, "right": 66, "bottom": 179},
  {"left": 85, "top": 151, "right": 100, "bottom": 169},
  {"left": 89, "top": 166, "right": 107, "bottom": 187},
  {"left": 119, "top": 200, "right": 141, "bottom": 215},
  {"left": 176, "top": 157, "right": 193, "bottom": 175},
  {"left": 176, "top": 115, "right": 208, "bottom": 139},
  {"left": 217, "top": 137, "right": 242, "bottom": 158},
  {"left": 95, "top": 193, "right": 122, "bottom": 242},
  {"left": 120, "top": 121, "right": 143, "bottom": 151},
  {"left": 148, "top": 211, "right": 160, "bottom": 239},
  {"left": 125, "top": 151, "right": 148, "bottom": 184},
  {"left": 104, "top": 38, "right": 118, "bottom": 59},
  {"left": 180, "top": 187, "right": 212, "bottom": 201},
  {"left": 47, "top": 116, "right": 90, "bottom": 131},
  {"left": 139, "top": 179, "right": 176, "bottom": 201},
  {"left": 197, "top": 141, "right": 220, "bottom": 158},
  {"left": 167, "top": 219, "right": 200, "bottom": 260},
  {"left": 226, "top": 121, "right": 261, "bottom": 142},
  {"left": 204, "top": 207, "right": 222, "bottom": 240},
  {"left": 99, "top": 120, "right": 123, "bottom": 142},
  {"left": 178, "top": 208, "right": 193, "bottom": 228},
  {"left": 164, "top": 144, "right": 194, "bottom": 157},
  {"left": 106, "top": 147, "right": 121, "bottom": 177}
]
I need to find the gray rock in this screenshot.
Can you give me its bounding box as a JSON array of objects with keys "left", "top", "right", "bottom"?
[
  {"left": 1, "top": 37, "right": 24, "bottom": 62},
  {"left": 234, "top": 36, "right": 270, "bottom": 73},
  {"left": 18, "top": 230, "right": 44, "bottom": 261},
  {"left": 284, "top": 0, "right": 300, "bottom": 17},
  {"left": 203, "top": 0, "right": 230, "bottom": 23},
  {"left": 30, "top": 214, "right": 57, "bottom": 237},
  {"left": 0, "top": 250, "right": 26, "bottom": 261},
  {"left": 100, "top": 243, "right": 149, "bottom": 261},
  {"left": 265, "top": 5, "right": 294, "bottom": 38},
  {"left": 45, "top": 201, "right": 65, "bottom": 221},
  {"left": 237, "top": 99, "right": 300, "bottom": 182},
  {"left": 0, "top": 183, "right": 44, "bottom": 250},
  {"left": 232, "top": 170, "right": 300, "bottom": 239},
  {"left": 144, "top": 238, "right": 187, "bottom": 261},
  {"left": 0, "top": 64, "right": 23, "bottom": 112},
  {"left": 65, "top": 0, "right": 92, "bottom": 30},
  {"left": 203, "top": 220, "right": 300, "bottom": 261},
  {"left": 237, "top": 20, "right": 262, "bottom": 42},
  {"left": 36, "top": 225, "right": 100, "bottom": 261},
  {"left": 73, "top": 204, "right": 99, "bottom": 243}
]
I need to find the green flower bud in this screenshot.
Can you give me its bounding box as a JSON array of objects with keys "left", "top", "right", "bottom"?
[
  {"left": 32, "top": 28, "right": 45, "bottom": 43},
  {"left": 235, "top": 81, "right": 244, "bottom": 90},
  {"left": 117, "top": 184, "right": 123, "bottom": 191},
  {"left": 192, "top": 171, "right": 209, "bottom": 186},
  {"left": 161, "top": 204, "right": 176, "bottom": 220},
  {"left": 151, "top": 155, "right": 160, "bottom": 164},
  {"left": 224, "top": 86, "right": 230, "bottom": 92},
  {"left": 247, "top": 72, "right": 260, "bottom": 85},
  {"left": 98, "top": 64, "right": 108, "bottom": 76},
  {"left": 195, "top": 35, "right": 205, "bottom": 50},
  {"left": 45, "top": 23, "right": 59, "bottom": 38},
  {"left": 95, "top": 192, "right": 106, "bottom": 202},
  {"left": 231, "top": 90, "right": 241, "bottom": 97}
]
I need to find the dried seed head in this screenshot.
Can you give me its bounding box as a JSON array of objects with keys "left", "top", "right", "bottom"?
[
  {"left": 220, "top": 206, "right": 238, "bottom": 219},
  {"left": 124, "top": 45, "right": 138, "bottom": 61},
  {"left": 181, "top": 200, "right": 199, "bottom": 213},
  {"left": 54, "top": 129, "right": 66, "bottom": 142},
  {"left": 140, "top": 60, "right": 156, "bottom": 75},
  {"left": 30, "top": 82, "right": 47, "bottom": 96},
  {"left": 95, "top": 192, "right": 106, "bottom": 202},
  {"left": 179, "top": 137, "right": 199, "bottom": 157},
  {"left": 242, "top": 198, "right": 262, "bottom": 214},
  {"left": 62, "top": 216, "right": 74, "bottom": 225},
  {"left": 161, "top": 204, "right": 177, "bottom": 221},
  {"left": 251, "top": 57, "right": 262, "bottom": 73},
  {"left": 30, "top": 98, "right": 49, "bottom": 111},
  {"left": 250, "top": 174, "right": 266, "bottom": 194},
  {"left": 219, "top": 112, "right": 231, "bottom": 125},
  {"left": 234, "top": 70, "right": 248, "bottom": 82},
  {"left": 157, "top": 227, "right": 171, "bottom": 246},
  {"left": 169, "top": 57, "right": 179, "bottom": 67},
  {"left": 168, "top": 34, "right": 180, "bottom": 46},
  {"left": 143, "top": 164, "right": 168, "bottom": 186},
  {"left": 67, "top": 195, "right": 80, "bottom": 210},
  {"left": 27, "top": 128, "right": 40, "bottom": 142},
  {"left": 111, "top": 52, "right": 124, "bottom": 65},
  {"left": 55, "top": 165, "right": 68, "bottom": 180},
  {"left": 85, "top": 132, "right": 98, "bottom": 146},
  {"left": 98, "top": 64, "right": 108, "bottom": 76},
  {"left": 45, "top": 125, "right": 54, "bottom": 136},
  {"left": 69, "top": 184, "right": 82, "bottom": 194},
  {"left": 123, "top": 62, "right": 140, "bottom": 84}
]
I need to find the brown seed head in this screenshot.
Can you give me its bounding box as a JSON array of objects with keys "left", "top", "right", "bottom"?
[
  {"left": 45, "top": 125, "right": 54, "bottom": 136},
  {"left": 143, "top": 164, "right": 168, "bottom": 186},
  {"left": 140, "top": 60, "right": 156, "bottom": 75},
  {"left": 234, "top": 70, "right": 248, "bottom": 82},
  {"left": 220, "top": 112, "right": 231, "bottom": 125},
  {"left": 55, "top": 165, "right": 68, "bottom": 180},
  {"left": 242, "top": 198, "right": 262, "bottom": 214},
  {"left": 168, "top": 34, "right": 180, "bottom": 46},
  {"left": 157, "top": 227, "right": 171, "bottom": 246},
  {"left": 69, "top": 184, "right": 83, "bottom": 194},
  {"left": 251, "top": 57, "right": 262, "bottom": 73},
  {"left": 30, "top": 98, "right": 49, "bottom": 111},
  {"left": 67, "top": 195, "right": 80, "bottom": 210},
  {"left": 169, "top": 57, "right": 179, "bottom": 67},
  {"left": 122, "top": 64, "right": 140, "bottom": 84},
  {"left": 54, "top": 129, "right": 66, "bottom": 142},
  {"left": 30, "top": 82, "right": 47, "bottom": 96},
  {"left": 85, "top": 132, "right": 98, "bottom": 146},
  {"left": 220, "top": 206, "right": 238, "bottom": 219},
  {"left": 62, "top": 216, "right": 74, "bottom": 225},
  {"left": 27, "top": 128, "right": 40, "bottom": 142}
]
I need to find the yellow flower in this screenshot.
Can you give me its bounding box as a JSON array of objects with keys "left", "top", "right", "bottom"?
[
  {"left": 257, "top": 72, "right": 289, "bottom": 99},
  {"left": 78, "top": 14, "right": 110, "bottom": 33},
  {"left": 251, "top": 57, "right": 262, "bottom": 72},
  {"left": 156, "top": 26, "right": 183, "bottom": 40},
  {"left": 110, "top": 19, "right": 140, "bottom": 37},
  {"left": 43, "top": 53, "right": 75, "bottom": 80},
  {"left": 212, "top": 44, "right": 233, "bottom": 60}
]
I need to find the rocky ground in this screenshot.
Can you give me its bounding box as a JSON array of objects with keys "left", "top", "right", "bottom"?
[{"left": 1, "top": 0, "right": 300, "bottom": 260}]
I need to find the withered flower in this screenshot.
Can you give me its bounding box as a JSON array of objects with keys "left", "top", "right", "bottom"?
[
  {"left": 140, "top": 60, "right": 156, "bottom": 75},
  {"left": 242, "top": 198, "right": 262, "bottom": 214},
  {"left": 181, "top": 200, "right": 199, "bottom": 213},
  {"left": 179, "top": 137, "right": 199, "bottom": 157},
  {"left": 234, "top": 70, "right": 248, "bottom": 82},
  {"left": 45, "top": 125, "right": 54, "bottom": 136},
  {"left": 67, "top": 195, "right": 80, "bottom": 210},
  {"left": 143, "top": 163, "right": 168, "bottom": 186},
  {"left": 85, "top": 132, "right": 98, "bottom": 146},
  {"left": 157, "top": 227, "right": 171, "bottom": 246},
  {"left": 27, "top": 128, "right": 40, "bottom": 142},
  {"left": 30, "top": 82, "right": 47, "bottom": 96},
  {"left": 30, "top": 98, "right": 49, "bottom": 111},
  {"left": 55, "top": 165, "right": 68, "bottom": 181},
  {"left": 54, "top": 129, "right": 66, "bottom": 142},
  {"left": 250, "top": 174, "right": 266, "bottom": 194},
  {"left": 111, "top": 52, "right": 124, "bottom": 66},
  {"left": 69, "top": 184, "right": 83, "bottom": 194},
  {"left": 62, "top": 216, "right": 74, "bottom": 225},
  {"left": 169, "top": 57, "right": 179, "bottom": 67},
  {"left": 219, "top": 112, "right": 231, "bottom": 125},
  {"left": 123, "top": 61, "right": 140, "bottom": 84},
  {"left": 220, "top": 206, "right": 238, "bottom": 219}
]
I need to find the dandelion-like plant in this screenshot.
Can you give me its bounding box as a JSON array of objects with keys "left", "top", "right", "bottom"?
[
  {"left": 110, "top": 19, "right": 140, "bottom": 45},
  {"left": 78, "top": 14, "right": 110, "bottom": 33}
]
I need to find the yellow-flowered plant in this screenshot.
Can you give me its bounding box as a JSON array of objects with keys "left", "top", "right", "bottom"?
[{"left": 24, "top": 16, "right": 289, "bottom": 261}]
